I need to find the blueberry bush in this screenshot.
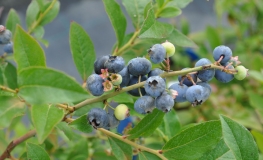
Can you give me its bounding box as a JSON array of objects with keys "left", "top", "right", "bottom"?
[{"left": 0, "top": 0, "right": 261, "bottom": 159}]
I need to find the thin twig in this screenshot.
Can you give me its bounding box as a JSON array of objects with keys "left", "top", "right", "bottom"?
[{"left": 0, "top": 130, "right": 36, "bottom": 160}]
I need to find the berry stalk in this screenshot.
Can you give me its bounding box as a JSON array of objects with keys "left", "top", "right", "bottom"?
[
  {"left": 74, "top": 64, "right": 224, "bottom": 110},
  {"left": 112, "top": 30, "right": 140, "bottom": 56},
  {"left": 97, "top": 128, "right": 168, "bottom": 160}
]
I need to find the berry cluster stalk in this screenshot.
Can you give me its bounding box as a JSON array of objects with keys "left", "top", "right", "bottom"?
[{"left": 73, "top": 64, "right": 224, "bottom": 110}]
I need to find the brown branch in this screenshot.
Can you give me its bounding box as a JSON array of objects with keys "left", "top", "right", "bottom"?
[{"left": 0, "top": 130, "right": 36, "bottom": 160}]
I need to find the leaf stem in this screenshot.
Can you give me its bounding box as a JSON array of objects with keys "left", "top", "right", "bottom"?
[
  {"left": 73, "top": 64, "right": 223, "bottom": 110},
  {"left": 113, "top": 30, "right": 140, "bottom": 56},
  {"left": 27, "top": 0, "right": 58, "bottom": 34},
  {"left": 0, "top": 130, "right": 36, "bottom": 159},
  {"left": 97, "top": 128, "right": 168, "bottom": 160},
  {"left": 0, "top": 85, "right": 17, "bottom": 94},
  {"left": 56, "top": 103, "right": 75, "bottom": 112}
]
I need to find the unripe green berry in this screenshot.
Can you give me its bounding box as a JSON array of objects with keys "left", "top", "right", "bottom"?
[
  {"left": 161, "top": 41, "right": 175, "bottom": 57},
  {"left": 114, "top": 104, "right": 130, "bottom": 120},
  {"left": 110, "top": 74, "right": 122, "bottom": 86},
  {"left": 234, "top": 65, "right": 248, "bottom": 80}
]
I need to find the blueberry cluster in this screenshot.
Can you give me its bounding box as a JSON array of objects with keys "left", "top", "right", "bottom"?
[
  {"left": 0, "top": 25, "right": 13, "bottom": 54},
  {"left": 168, "top": 45, "right": 248, "bottom": 106},
  {"left": 86, "top": 43, "right": 248, "bottom": 129}
]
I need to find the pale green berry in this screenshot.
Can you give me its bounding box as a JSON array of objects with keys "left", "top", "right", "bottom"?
[
  {"left": 110, "top": 74, "right": 122, "bottom": 86},
  {"left": 114, "top": 104, "right": 130, "bottom": 120},
  {"left": 234, "top": 65, "right": 248, "bottom": 80},
  {"left": 161, "top": 41, "right": 175, "bottom": 57}
]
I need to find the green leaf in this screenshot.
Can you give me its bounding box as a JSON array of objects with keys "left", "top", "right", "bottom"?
[
  {"left": 220, "top": 115, "right": 259, "bottom": 160},
  {"left": 32, "top": 104, "right": 64, "bottom": 143},
  {"left": 139, "top": 151, "right": 161, "bottom": 160},
  {"left": 128, "top": 109, "right": 165, "bottom": 139},
  {"left": 140, "top": 3, "right": 155, "bottom": 35},
  {"left": 70, "top": 22, "right": 96, "bottom": 81},
  {"left": 251, "top": 130, "right": 263, "bottom": 153},
  {"left": 249, "top": 70, "right": 263, "bottom": 83},
  {"left": 0, "top": 62, "right": 18, "bottom": 89},
  {"left": 14, "top": 25, "right": 46, "bottom": 72},
  {"left": 159, "top": 109, "right": 181, "bottom": 139},
  {"left": 108, "top": 137, "right": 133, "bottom": 160},
  {"left": 102, "top": 0, "right": 127, "bottom": 47},
  {"left": 166, "top": 29, "right": 197, "bottom": 48},
  {"left": 206, "top": 26, "right": 221, "bottom": 49},
  {"left": 122, "top": 0, "right": 151, "bottom": 29},
  {"left": 17, "top": 67, "right": 89, "bottom": 104},
  {"left": 69, "top": 114, "right": 93, "bottom": 133},
  {"left": 27, "top": 142, "right": 50, "bottom": 160},
  {"left": 26, "top": 0, "right": 39, "bottom": 29},
  {"left": 39, "top": 1, "right": 60, "bottom": 25},
  {"left": 0, "top": 96, "right": 25, "bottom": 129},
  {"left": 5, "top": 9, "right": 21, "bottom": 34},
  {"left": 33, "top": 26, "right": 45, "bottom": 39},
  {"left": 109, "top": 92, "right": 134, "bottom": 104},
  {"left": 199, "top": 139, "right": 235, "bottom": 160},
  {"left": 181, "top": 18, "right": 190, "bottom": 35},
  {"left": 162, "top": 120, "right": 222, "bottom": 160},
  {"left": 156, "top": 0, "right": 164, "bottom": 8},
  {"left": 158, "top": 7, "right": 182, "bottom": 18},
  {"left": 139, "top": 21, "right": 174, "bottom": 39},
  {"left": 36, "top": 0, "right": 45, "bottom": 9},
  {"left": 167, "top": 0, "right": 193, "bottom": 8},
  {"left": 248, "top": 92, "right": 263, "bottom": 109},
  {"left": 67, "top": 138, "right": 88, "bottom": 160},
  {"left": 56, "top": 122, "right": 74, "bottom": 140}
]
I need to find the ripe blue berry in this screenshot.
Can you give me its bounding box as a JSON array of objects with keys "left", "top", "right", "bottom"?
[
  {"left": 87, "top": 74, "right": 104, "bottom": 96},
  {"left": 196, "top": 82, "right": 211, "bottom": 92},
  {"left": 169, "top": 82, "right": 188, "bottom": 102},
  {"left": 3, "top": 42, "right": 13, "bottom": 54},
  {"left": 196, "top": 82, "right": 211, "bottom": 102},
  {"left": 195, "top": 58, "right": 215, "bottom": 82},
  {"left": 178, "top": 68, "right": 197, "bottom": 86},
  {"left": 104, "top": 56, "right": 125, "bottom": 73},
  {"left": 0, "top": 26, "right": 12, "bottom": 44},
  {"left": 87, "top": 108, "right": 109, "bottom": 129},
  {"left": 134, "top": 95, "right": 155, "bottom": 114},
  {"left": 185, "top": 85, "right": 208, "bottom": 106},
  {"left": 128, "top": 57, "right": 152, "bottom": 76},
  {"left": 127, "top": 76, "right": 147, "bottom": 97},
  {"left": 213, "top": 45, "right": 232, "bottom": 64},
  {"left": 144, "top": 76, "right": 166, "bottom": 98},
  {"left": 148, "top": 44, "right": 166, "bottom": 64},
  {"left": 155, "top": 91, "right": 174, "bottom": 112},
  {"left": 118, "top": 67, "right": 130, "bottom": 87},
  {"left": 94, "top": 55, "right": 109, "bottom": 74},
  {"left": 148, "top": 68, "right": 164, "bottom": 77},
  {"left": 214, "top": 63, "right": 234, "bottom": 83}
]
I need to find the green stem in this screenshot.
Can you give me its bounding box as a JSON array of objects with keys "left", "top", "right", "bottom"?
[
  {"left": 97, "top": 128, "right": 168, "bottom": 160},
  {"left": 0, "top": 85, "right": 17, "bottom": 94},
  {"left": 73, "top": 64, "right": 224, "bottom": 110},
  {"left": 0, "top": 130, "right": 36, "bottom": 159},
  {"left": 156, "top": 128, "right": 169, "bottom": 142},
  {"left": 113, "top": 30, "right": 140, "bottom": 56},
  {"left": 28, "top": 0, "right": 58, "bottom": 34}
]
